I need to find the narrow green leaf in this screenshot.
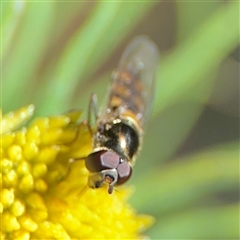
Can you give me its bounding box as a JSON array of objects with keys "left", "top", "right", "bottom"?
[
  {"left": 3, "top": 2, "right": 55, "bottom": 112},
  {"left": 133, "top": 100, "right": 205, "bottom": 175},
  {"left": 130, "top": 142, "right": 239, "bottom": 214},
  {"left": 148, "top": 203, "right": 239, "bottom": 239},
  {"left": 1, "top": 1, "right": 26, "bottom": 60},
  {"left": 153, "top": 2, "right": 239, "bottom": 116},
  {"left": 176, "top": 1, "right": 221, "bottom": 41},
  {"left": 35, "top": 2, "right": 156, "bottom": 115}
]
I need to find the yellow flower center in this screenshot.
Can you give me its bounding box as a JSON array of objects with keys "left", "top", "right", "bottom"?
[{"left": 1, "top": 105, "right": 154, "bottom": 239}]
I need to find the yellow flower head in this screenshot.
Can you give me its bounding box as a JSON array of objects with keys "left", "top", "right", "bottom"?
[{"left": 1, "top": 105, "right": 154, "bottom": 239}]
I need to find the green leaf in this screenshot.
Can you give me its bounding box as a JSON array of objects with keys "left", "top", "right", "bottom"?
[
  {"left": 131, "top": 141, "right": 239, "bottom": 238},
  {"left": 1, "top": 1, "right": 26, "bottom": 60},
  {"left": 153, "top": 2, "right": 239, "bottom": 116},
  {"left": 3, "top": 2, "right": 55, "bottom": 112},
  {"left": 148, "top": 203, "right": 239, "bottom": 239},
  {"left": 130, "top": 142, "right": 239, "bottom": 214},
  {"left": 176, "top": 1, "right": 221, "bottom": 41},
  {"left": 34, "top": 1, "right": 156, "bottom": 115}
]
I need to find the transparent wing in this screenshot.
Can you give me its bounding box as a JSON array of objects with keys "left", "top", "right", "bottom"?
[
  {"left": 100, "top": 36, "right": 159, "bottom": 130},
  {"left": 117, "top": 36, "right": 159, "bottom": 125}
]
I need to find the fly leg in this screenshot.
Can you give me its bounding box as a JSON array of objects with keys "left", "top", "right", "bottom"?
[
  {"left": 60, "top": 156, "right": 86, "bottom": 182},
  {"left": 87, "top": 93, "right": 99, "bottom": 132},
  {"left": 61, "top": 93, "right": 98, "bottom": 145},
  {"left": 59, "top": 93, "right": 99, "bottom": 182}
]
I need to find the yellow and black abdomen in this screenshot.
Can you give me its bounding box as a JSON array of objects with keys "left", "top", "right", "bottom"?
[{"left": 103, "top": 36, "right": 159, "bottom": 133}]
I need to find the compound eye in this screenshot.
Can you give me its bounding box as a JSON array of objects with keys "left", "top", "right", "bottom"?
[
  {"left": 116, "top": 160, "right": 132, "bottom": 185},
  {"left": 85, "top": 150, "right": 120, "bottom": 172}
]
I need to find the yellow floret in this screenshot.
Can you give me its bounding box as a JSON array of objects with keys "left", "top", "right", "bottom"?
[{"left": 0, "top": 105, "right": 154, "bottom": 239}]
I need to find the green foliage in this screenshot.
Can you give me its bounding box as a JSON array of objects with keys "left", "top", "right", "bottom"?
[{"left": 2, "top": 1, "right": 239, "bottom": 239}]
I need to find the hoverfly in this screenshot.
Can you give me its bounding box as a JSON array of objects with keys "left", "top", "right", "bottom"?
[{"left": 85, "top": 36, "right": 159, "bottom": 194}]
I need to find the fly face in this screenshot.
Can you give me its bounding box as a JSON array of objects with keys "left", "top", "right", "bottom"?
[
  {"left": 85, "top": 36, "right": 159, "bottom": 193},
  {"left": 85, "top": 150, "right": 132, "bottom": 194}
]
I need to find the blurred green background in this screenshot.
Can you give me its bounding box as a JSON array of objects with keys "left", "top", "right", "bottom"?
[{"left": 2, "top": 1, "right": 239, "bottom": 239}]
